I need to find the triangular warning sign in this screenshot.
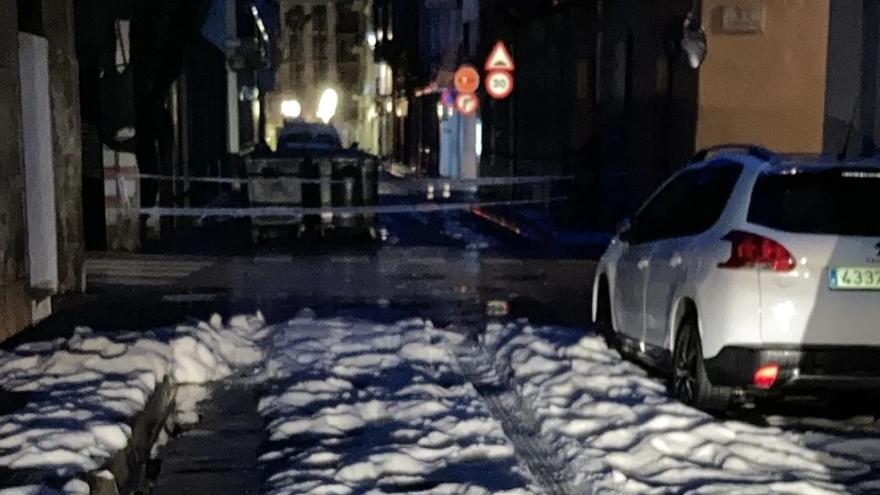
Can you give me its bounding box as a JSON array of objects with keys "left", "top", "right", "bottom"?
[{"left": 484, "top": 41, "right": 515, "bottom": 72}]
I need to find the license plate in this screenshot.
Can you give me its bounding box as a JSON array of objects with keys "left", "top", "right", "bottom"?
[{"left": 829, "top": 267, "right": 880, "bottom": 290}]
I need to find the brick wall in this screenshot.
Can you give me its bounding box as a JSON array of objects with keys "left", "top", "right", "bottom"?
[{"left": 0, "top": 0, "right": 32, "bottom": 341}]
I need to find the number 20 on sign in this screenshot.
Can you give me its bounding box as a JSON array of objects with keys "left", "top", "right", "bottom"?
[{"left": 485, "top": 70, "right": 514, "bottom": 100}]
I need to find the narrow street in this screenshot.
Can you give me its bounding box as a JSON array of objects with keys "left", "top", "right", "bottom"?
[
  {"left": 44, "top": 204, "right": 596, "bottom": 344},
  {"left": 4, "top": 205, "right": 880, "bottom": 494},
  {"left": 5, "top": 1, "right": 880, "bottom": 493}
]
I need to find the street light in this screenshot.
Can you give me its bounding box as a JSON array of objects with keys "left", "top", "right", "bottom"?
[
  {"left": 394, "top": 98, "right": 408, "bottom": 118},
  {"left": 316, "top": 88, "right": 339, "bottom": 124},
  {"left": 281, "top": 99, "right": 301, "bottom": 119}
]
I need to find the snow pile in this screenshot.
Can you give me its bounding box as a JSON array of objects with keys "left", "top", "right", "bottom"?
[
  {"left": 257, "top": 315, "right": 535, "bottom": 495},
  {"left": 0, "top": 313, "right": 265, "bottom": 489},
  {"left": 0, "top": 479, "right": 90, "bottom": 495},
  {"left": 479, "top": 322, "right": 880, "bottom": 494},
  {"left": 171, "top": 313, "right": 264, "bottom": 384}
]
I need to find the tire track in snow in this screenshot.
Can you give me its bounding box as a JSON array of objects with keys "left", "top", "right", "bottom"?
[{"left": 453, "top": 335, "right": 586, "bottom": 495}]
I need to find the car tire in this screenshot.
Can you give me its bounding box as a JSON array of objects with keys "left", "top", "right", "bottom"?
[
  {"left": 672, "top": 313, "right": 731, "bottom": 412},
  {"left": 595, "top": 279, "right": 618, "bottom": 350}
]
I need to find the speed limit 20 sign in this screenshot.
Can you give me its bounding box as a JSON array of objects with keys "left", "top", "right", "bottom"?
[{"left": 485, "top": 70, "right": 514, "bottom": 100}]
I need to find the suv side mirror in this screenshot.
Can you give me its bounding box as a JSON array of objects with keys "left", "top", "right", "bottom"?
[
  {"left": 616, "top": 218, "right": 633, "bottom": 241},
  {"left": 681, "top": 14, "right": 707, "bottom": 69}
]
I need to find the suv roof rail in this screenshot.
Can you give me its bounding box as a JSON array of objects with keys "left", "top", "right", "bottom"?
[{"left": 689, "top": 144, "right": 781, "bottom": 164}]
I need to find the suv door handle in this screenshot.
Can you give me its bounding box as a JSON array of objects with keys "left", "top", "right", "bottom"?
[
  {"left": 670, "top": 255, "right": 683, "bottom": 267},
  {"left": 637, "top": 259, "right": 649, "bottom": 270}
]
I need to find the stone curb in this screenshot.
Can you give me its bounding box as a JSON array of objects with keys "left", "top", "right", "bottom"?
[{"left": 87, "top": 378, "right": 176, "bottom": 495}]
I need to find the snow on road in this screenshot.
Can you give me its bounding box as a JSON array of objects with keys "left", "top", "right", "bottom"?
[
  {"left": 474, "top": 321, "right": 880, "bottom": 494},
  {"left": 4, "top": 310, "right": 880, "bottom": 495},
  {"left": 1, "top": 312, "right": 536, "bottom": 495},
  {"left": 0, "top": 314, "right": 264, "bottom": 493},
  {"left": 255, "top": 314, "right": 536, "bottom": 495}
]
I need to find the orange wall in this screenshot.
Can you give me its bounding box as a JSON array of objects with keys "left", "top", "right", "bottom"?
[{"left": 696, "top": 0, "right": 830, "bottom": 153}]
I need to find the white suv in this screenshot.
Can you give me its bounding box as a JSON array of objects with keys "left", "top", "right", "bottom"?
[{"left": 592, "top": 145, "right": 880, "bottom": 410}]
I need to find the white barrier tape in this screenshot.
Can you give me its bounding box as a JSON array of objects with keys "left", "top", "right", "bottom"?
[
  {"left": 382, "top": 175, "right": 574, "bottom": 188},
  {"left": 122, "top": 197, "right": 566, "bottom": 218},
  {"left": 135, "top": 173, "right": 243, "bottom": 184},
  {"left": 116, "top": 173, "right": 573, "bottom": 189},
  {"left": 132, "top": 173, "right": 335, "bottom": 185}
]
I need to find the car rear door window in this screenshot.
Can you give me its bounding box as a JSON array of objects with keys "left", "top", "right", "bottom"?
[
  {"left": 679, "top": 162, "right": 743, "bottom": 236},
  {"left": 630, "top": 173, "right": 693, "bottom": 243},
  {"left": 631, "top": 162, "right": 742, "bottom": 243},
  {"left": 748, "top": 168, "right": 880, "bottom": 236}
]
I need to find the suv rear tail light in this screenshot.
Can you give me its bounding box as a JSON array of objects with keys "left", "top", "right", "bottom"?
[
  {"left": 718, "top": 231, "right": 796, "bottom": 272},
  {"left": 753, "top": 363, "right": 780, "bottom": 389}
]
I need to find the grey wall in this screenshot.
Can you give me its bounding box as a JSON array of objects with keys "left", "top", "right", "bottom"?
[{"left": 824, "top": 0, "right": 864, "bottom": 157}]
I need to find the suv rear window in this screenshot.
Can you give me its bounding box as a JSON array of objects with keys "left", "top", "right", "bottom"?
[{"left": 748, "top": 169, "right": 880, "bottom": 236}]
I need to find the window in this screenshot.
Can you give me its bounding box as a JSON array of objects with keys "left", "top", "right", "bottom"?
[
  {"left": 312, "top": 6, "right": 327, "bottom": 34},
  {"left": 313, "top": 133, "right": 341, "bottom": 147},
  {"left": 337, "top": 7, "right": 359, "bottom": 34},
  {"left": 17, "top": 0, "right": 43, "bottom": 35},
  {"left": 629, "top": 162, "right": 742, "bottom": 243},
  {"left": 283, "top": 132, "right": 311, "bottom": 145},
  {"left": 748, "top": 168, "right": 880, "bottom": 236}
]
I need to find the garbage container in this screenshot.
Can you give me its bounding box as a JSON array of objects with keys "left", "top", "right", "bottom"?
[
  {"left": 245, "top": 154, "right": 307, "bottom": 241},
  {"left": 245, "top": 150, "right": 379, "bottom": 242}
]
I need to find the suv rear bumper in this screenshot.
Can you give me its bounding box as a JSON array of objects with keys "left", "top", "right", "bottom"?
[{"left": 704, "top": 345, "right": 880, "bottom": 392}]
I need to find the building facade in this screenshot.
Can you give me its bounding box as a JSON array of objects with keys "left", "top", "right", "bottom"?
[
  {"left": 76, "top": 0, "right": 275, "bottom": 250},
  {"left": 268, "top": 0, "right": 375, "bottom": 150},
  {"left": 696, "top": 0, "right": 830, "bottom": 153},
  {"left": 476, "top": 0, "right": 864, "bottom": 230},
  {"left": 478, "top": 0, "right": 597, "bottom": 191},
  {"left": 823, "top": 0, "right": 880, "bottom": 159},
  {"left": 373, "top": 0, "right": 480, "bottom": 177},
  {"left": 2, "top": 0, "right": 84, "bottom": 341}
]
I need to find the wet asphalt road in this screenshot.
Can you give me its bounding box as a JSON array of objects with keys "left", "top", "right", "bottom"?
[{"left": 7, "top": 206, "right": 597, "bottom": 348}]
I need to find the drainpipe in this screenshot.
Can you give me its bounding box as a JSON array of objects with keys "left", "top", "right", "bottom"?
[{"left": 861, "top": 0, "right": 879, "bottom": 156}]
